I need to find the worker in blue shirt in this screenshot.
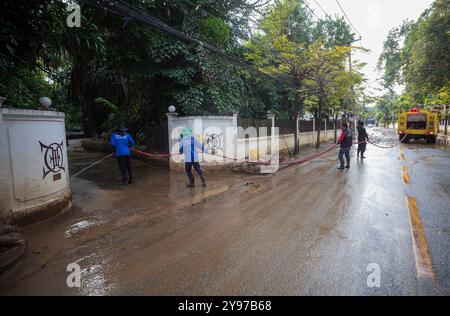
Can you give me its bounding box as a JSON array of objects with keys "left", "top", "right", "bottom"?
[
  {"left": 110, "top": 126, "right": 135, "bottom": 185},
  {"left": 179, "top": 128, "right": 207, "bottom": 187}
]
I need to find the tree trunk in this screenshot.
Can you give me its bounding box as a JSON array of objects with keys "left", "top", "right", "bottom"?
[
  {"left": 315, "top": 117, "right": 321, "bottom": 148},
  {"left": 294, "top": 111, "right": 299, "bottom": 154},
  {"left": 334, "top": 113, "right": 338, "bottom": 143},
  {"left": 294, "top": 97, "right": 302, "bottom": 154},
  {"left": 445, "top": 106, "right": 448, "bottom": 136}
]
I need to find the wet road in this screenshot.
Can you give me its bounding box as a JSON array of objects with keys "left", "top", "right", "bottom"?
[{"left": 1, "top": 128, "right": 449, "bottom": 295}]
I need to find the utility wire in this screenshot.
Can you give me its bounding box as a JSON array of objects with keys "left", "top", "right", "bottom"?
[
  {"left": 304, "top": 0, "right": 361, "bottom": 47},
  {"left": 179, "top": 0, "right": 259, "bottom": 25},
  {"left": 335, "top": 0, "right": 361, "bottom": 38},
  {"left": 301, "top": 0, "right": 321, "bottom": 21},
  {"left": 311, "top": 0, "right": 335, "bottom": 23},
  {"left": 177, "top": 0, "right": 262, "bottom": 32},
  {"left": 90, "top": 0, "right": 295, "bottom": 88},
  {"left": 226, "top": 0, "right": 267, "bottom": 17}
]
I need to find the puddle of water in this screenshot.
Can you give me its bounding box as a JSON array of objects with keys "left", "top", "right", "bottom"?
[
  {"left": 64, "top": 218, "right": 107, "bottom": 238},
  {"left": 70, "top": 250, "right": 117, "bottom": 296},
  {"left": 80, "top": 264, "right": 110, "bottom": 296},
  {"left": 176, "top": 184, "right": 230, "bottom": 206}
]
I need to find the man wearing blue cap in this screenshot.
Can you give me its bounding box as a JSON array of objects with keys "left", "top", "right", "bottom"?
[
  {"left": 110, "top": 126, "right": 135, "bottom": 185},
  {"left": 179, "top": 127, "right": 207, "bottom": 187}
]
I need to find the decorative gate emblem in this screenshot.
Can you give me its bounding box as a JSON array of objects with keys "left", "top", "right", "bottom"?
[
  {"left": 205, "top": 132, "right": 223, "bottom": 155},
  {"left": 39, "top": 140, "right": 65, "bottom": 179}
]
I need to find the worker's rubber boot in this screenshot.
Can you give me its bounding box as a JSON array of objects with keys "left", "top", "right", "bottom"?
[
  {"left": 186, "top": 178, "right": 195, "bottom": 188},
  {"left": 186, "top": 172, "right": 195, "bottom": 187},
  {"left": 200, "top": 176, "right": 206, "bottom": 187},
  {"left": 337, "top": 159, "right": 345, "bottom": 170},
  {"left": 118, "top": 174, "right": 127, "bottom": 185},
  {"left": 186, "top": 177, "right": 195, "bottom": 188},
  {"left": 345, "top": 157, "right": 350, "bottom": 169}
]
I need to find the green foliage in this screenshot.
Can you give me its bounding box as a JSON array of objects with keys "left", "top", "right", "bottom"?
[
  {"left": 244, "top": 0, "right": 365, "bottom": 147},
  {"left": 377, "top": 20, "right": 414, "bottom": 90},
  {"left": 197, "top": 17, "right": 230, "bottom": 48},
  {"left": 0, "top": 68, "right": 52, "bottom": 108},
  {"left": 378, "top": 0, "right": 450, "bottom": 122},
  {"left": 245, "top": 0, "right": 363, "bottom": 121},
  {"left": 424, "top": 85, "right": 450, "bottom": 111},
  {"left": 403, "top": 0, "right": 450, "bottom": 102},
  {"left": 374, "top": 91, "right": 399, "bottom": 126},
  {"left": 94, "top": 97, "right": 119, "bottom": 113},
  {"left": 312, "top": 17, "right": 355, "bottom": 48},
  {"left": 1, "top": 0, "right": 365, "bottom": 142}
]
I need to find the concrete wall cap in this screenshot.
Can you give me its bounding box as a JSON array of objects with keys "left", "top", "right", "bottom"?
[
  {"left": 1, "top": 108, "right": 65, "bottom": 120},
  {"left": 171, "top": 115, "right": 234, "bottom": 120}
]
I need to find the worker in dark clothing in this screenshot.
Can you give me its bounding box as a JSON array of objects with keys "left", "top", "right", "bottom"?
[
  {"left": 110, "top": 126, "right": 135, "bottom": 185},
  {"left": 179, "top": 127, "right": 207, "bottom": 187},
  {"left": 337, "top": 122, "right": 353, "bottom": 170},
  {"left": 356, "top": 121, "right": 369, "bottom": 159}
]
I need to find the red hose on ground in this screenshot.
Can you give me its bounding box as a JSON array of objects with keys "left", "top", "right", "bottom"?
[
  {"left": 72, "top": 134, "right": 406, "bottom": 178},
  {"left": 130, "top": 147, "right": 172, "bottom": 157},
  {"left": 131, "top": 147, "right": 271, "bottom": 165},
  {"left": 130, "top": 134, "right": 408, "bottom": 167},
  {"left": 279, "top": 143, "right": 338, "bottom": 166}
]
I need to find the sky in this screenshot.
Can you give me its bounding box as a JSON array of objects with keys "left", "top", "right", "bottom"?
[{"left": 303, "top": 0, "right": 434, "bottom": 100}]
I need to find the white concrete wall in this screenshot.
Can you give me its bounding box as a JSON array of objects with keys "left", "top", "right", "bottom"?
[
  {"left": 166, "top": 114, "right": 336, "bottom": 166},
  {"left": 439, "top": 124, "right": 449, "bottom": 135},
  {"left": 387, "top": 123, "right": 398, "bottom": 129},
  {"left": 237, "top": 130, "right": 336, "bottom": 160},
  {"left": 167, "top": 113, "right": 238, "bottom": 164},
  {"left": 0, "top": 110, "right": 12, "bottom": 218},
  {"left": 0, "top": 109, "right": 71, "bottom": 222}
]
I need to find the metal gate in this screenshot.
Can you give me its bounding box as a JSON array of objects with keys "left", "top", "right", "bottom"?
[{"left": 146, "top": 124, "right": 169, "bottom": 153}]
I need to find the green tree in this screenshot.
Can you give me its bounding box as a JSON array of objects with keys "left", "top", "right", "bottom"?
[
  {"left": 0, "top": 0, "right": 263, "bottom": 138},
  {"left": 303, "top": 42, "right": 361, "bottom": 147},
  {"left": 245, "top": 0, "right": 362, "bottom": 149},
  {"left": 378, "top": 0, "right": 450, "bottom": 119}
]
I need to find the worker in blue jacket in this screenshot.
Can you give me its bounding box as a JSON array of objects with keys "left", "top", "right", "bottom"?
[
  {"left": 110, "top": 126, "right": 135, "bottom": 185},
  {"left": 179, "top": 127, "right": 207, "bottom": 187}
]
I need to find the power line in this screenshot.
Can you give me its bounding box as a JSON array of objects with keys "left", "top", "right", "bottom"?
[
  {"left": 301, "top": 0, "right": 321, "bottom": 21},
  {"left": 305, "top": 0, "right": 361, "bottom": 47},
  {"left": 335, "top": 0, "right": 361, "bottom": 38},
  {"left": 180, "top": 0, "right": 256, "bottom": 24},
  {"left": 222, "top": 0, "right": 268, "bottom": 18},
  {"left": 175, "top": 0, "right": 268, "bottom": 40},
  {"left": 90, "top": 0, "right": 295, "bottom": 88},
  {"left": 178, "top": 0, "right": 262, "bottom": 32},
  {"left": 311, "top": 0, "right": 334, "bottom": 23}
]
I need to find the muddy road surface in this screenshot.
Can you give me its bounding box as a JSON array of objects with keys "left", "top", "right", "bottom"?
[{"left": 1, "top": 128, "right": 449, "bottom": 295}]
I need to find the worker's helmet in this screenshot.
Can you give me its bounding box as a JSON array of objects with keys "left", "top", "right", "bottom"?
[{"left": 181, "top": 127, "right": 191, "bottom": 137}]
